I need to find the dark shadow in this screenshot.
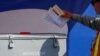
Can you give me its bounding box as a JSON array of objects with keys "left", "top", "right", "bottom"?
[
  {"left": 40, "top": 38, "right": 59, "bottom": 56},
  {"left": 63, "top": 53, "right": 66, "bottom": 56}
]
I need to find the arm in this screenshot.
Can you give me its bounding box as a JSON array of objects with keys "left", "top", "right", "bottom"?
[
  {"left": 62, "top": 11, "right": 100, "bottom": 30},
  {"left": 71, "top": 14, "right": 100, "bottom": 30}
]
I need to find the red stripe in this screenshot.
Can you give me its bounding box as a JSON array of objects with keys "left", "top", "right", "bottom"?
[
  {"left": 52, "top": 8, "right": 59, "bottom": 16},
  {"left": 20, "top": 32, "right": 31, "bottom": 35}
]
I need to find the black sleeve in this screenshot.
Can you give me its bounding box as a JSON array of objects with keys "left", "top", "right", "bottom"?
[{"left": 71, "top": 14, "right": 100, "bottom": 30}]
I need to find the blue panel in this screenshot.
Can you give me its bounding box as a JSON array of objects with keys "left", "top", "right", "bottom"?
[
  {"left": 0, "top": 0, "right": 91, "bottom": 14},
  {"left": 68, "top": 4, "right": 97, "bottom": 56}
]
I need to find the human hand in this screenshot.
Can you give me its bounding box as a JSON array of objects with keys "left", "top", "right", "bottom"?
[
  {"left": 51, "top": 5, "right": 72, "bottom": 20},
  {"left": 61, "top": 10, "right": 72, "bottom": 19}
]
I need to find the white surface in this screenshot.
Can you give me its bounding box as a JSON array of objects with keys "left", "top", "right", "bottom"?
[
  {"left": 0, "top": 38, "right": 66, "bottom": 56},
  {"left": 0, "top": 9, "right": 68, "bottom": 34},
  {"left": 0, "top": 9, "right": 67, "bottom": 56}
]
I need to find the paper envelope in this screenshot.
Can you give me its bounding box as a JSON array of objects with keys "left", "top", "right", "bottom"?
[{"left": 46, "top": 6, "right": 69, "bottom": 28}]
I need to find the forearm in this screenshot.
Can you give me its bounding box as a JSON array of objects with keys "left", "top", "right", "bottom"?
[{"left": 71, "top": 14, "right": 100, "bottom": 30}]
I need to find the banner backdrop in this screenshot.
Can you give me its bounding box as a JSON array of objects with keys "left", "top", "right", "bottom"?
[{"left": 0, "top": 0, "right": 96, "bottom": 56}]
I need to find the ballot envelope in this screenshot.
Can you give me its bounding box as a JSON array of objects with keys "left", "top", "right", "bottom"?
[{"left": 46, "top": 5, "right": 69, "bottom": 28}]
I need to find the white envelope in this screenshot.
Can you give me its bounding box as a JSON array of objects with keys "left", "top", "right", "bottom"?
[{"left": 46, "top": 8, "right": 69, "bottom": 28}]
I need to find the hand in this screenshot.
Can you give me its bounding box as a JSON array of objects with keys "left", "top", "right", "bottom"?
[{"left": 61, "top": 10, "right": 72, "bottom": 19}]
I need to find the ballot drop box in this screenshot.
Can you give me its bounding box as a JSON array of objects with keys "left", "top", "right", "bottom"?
[{"left": 0, "top": 9, "right": 68, "bottom": 56}]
